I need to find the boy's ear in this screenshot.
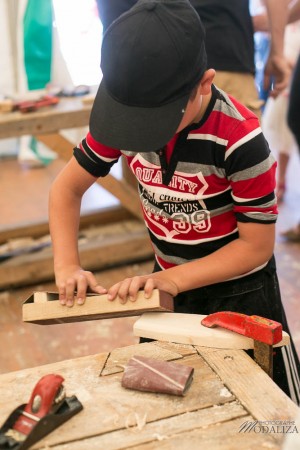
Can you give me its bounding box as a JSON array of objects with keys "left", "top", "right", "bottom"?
[{"left": 199, "top": 69, "right": 216, "bottom": 95}]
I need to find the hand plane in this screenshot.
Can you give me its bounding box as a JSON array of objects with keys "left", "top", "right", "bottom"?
[{"left": 0, "top": 374, "right": 83, "bottom": 449}]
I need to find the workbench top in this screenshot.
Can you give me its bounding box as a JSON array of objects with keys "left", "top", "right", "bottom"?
[
  {"left": 0, "top": 96, "right": 93, "bottom": 139},
  {"left": 0, "top": 341, "right": 297, "bottom": 449}
]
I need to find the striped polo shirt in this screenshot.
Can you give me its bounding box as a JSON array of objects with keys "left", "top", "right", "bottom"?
[{"left": 74, "top": 85, "right": 277, "bottom": 275}]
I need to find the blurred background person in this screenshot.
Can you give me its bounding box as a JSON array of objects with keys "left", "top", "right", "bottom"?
[{"left": 262, "top": 17, "right": 300, "bottom": 203}]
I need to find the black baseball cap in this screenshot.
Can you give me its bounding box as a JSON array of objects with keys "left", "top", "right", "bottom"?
[{"left": 90, "top": 0, "right": 207, "bottom": 152}]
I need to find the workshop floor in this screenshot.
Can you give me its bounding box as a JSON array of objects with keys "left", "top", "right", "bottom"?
[{"left": 1, "top": 154, "right": 300, "bottom": 374}]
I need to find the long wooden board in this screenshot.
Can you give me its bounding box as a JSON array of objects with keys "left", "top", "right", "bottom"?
[
  {"left": 0, "top": 205, "right": 132, "bottom": 245},
  {"left": 0, "top": 206, "right": 130, "bottom": 244},
  {"left": 0, "top": 97, "right": 91, "bottom": 139},
  {"left": 133, "top": 312, "right": 290, "bottom": 350},
  {"left": 0, "top": 220, "right": 153, "bottom": 289},
  {"left": 22, "top": 289, "right": 174, "bottom": 325},
  {"left": 196, "top": 347, "right": 299, "bottom": 432}
]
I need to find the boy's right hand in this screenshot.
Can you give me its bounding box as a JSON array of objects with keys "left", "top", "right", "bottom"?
[{"left": 55, "top": 266, "right": 107, "bottom": 307}]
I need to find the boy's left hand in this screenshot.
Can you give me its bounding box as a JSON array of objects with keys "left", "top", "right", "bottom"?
[{"left": 107, "top": 275, "right": 178, "bottom": 304}]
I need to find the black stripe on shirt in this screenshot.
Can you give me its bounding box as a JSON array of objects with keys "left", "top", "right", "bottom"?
[
  {"left": 225, "top": 134, "right": 271, "bottom": 175},
  {"left": 73, "top": 146, "right": 116, "bottom": 177},
  {"left": 149, "top": 229, "right": 238, "bottom": 261}
]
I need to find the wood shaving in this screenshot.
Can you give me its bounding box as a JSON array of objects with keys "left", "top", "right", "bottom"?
[
  {"left": 153, "top": 433, "right": 169, "bottom": 441},
  {"left": 125, "top": 412, "right": 147, "bottom": 431}
]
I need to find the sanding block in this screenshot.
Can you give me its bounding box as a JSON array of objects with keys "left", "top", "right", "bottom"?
[
  {"left": 22, "top": 289, "right": 174, "bottom": 324},
  {"left": 121, "top": 355, "right": 194, "bottom": 396}
]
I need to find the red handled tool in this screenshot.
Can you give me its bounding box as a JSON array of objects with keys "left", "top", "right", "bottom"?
[
  {"left": 201, "top": 312, "right": 283, "bottom": 377},
  {"left": 16, "top": 95, "right": 59, "bottom": 113},
  {"left": 0, "top": 95, "right": 59, "bottom": 114},
  {"left": 0, "top": 374, "right": 83, "bottom": 450}
]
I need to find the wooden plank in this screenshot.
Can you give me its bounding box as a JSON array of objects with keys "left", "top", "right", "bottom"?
[
  {"left": 0, "top": 97, "right": 91, "bottom": 139},
  {"left": 133, "top": 313, "right": 290, "bottom": 350},
  {"left": 196, "top": 346, "right": 299, "bottom": 443},
  {"left": 49, "top": 402, "right": 250, "bottom": 450},
  {"left": 0, "top": 220, "right": 153, "bottom": 289},
  {"left": 0, "top": 351, "right": 236, "bottom": 449},
  {"left": 127, "top": 416, "right": 280, "bottom": 450},
  {"left": 0, "top": 206, "right": 131, "bottom": 244},
  {"left": 34, "top": 133, "right": 75, "bottom": 160},
  {"left": 22, "top": 289, "right": 174, "bottom": 324},
  {"left": 37, "top": 133, "right": 143, "bottom": 220},
  {"left": 100, "top": 342, "right": 185, "bottom": 376},
  {"left": 0, "top": 352, "right": 109, "bottom": 410},
  {"left": 152, "top": 341, "right": 198, "bottom": 357}
]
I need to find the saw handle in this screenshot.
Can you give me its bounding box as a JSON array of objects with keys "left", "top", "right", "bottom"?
[{"left": 201, "top": 311, "right": 282, "bottom": 345}]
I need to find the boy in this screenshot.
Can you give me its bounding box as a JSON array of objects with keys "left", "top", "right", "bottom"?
[{"left": 49, "top": 0, "right": 300, "bottom": 402}]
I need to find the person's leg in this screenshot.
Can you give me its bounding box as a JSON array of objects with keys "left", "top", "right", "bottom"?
[
  {"left": 282, "top": 54, "right": 300, "bottom": 239},
  {"left": 288, "top": 54, "right": 300, "bottom": 150},
  {"left": 214, "top": 71, "right": 263, "bottom": 122},
  {"left": 277, "top": 151, "right": 290, "bottom": 202}
]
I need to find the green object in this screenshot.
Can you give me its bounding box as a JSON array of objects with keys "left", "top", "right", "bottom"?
[
  {"left": 29, "top": 136, "right": 55, "bottom": 166},
  {"left": 23, "top": 0, "right": 55, "bottom": 165},
  {"left": 23, "top": 0, "right": 53, "bottom": 90}
]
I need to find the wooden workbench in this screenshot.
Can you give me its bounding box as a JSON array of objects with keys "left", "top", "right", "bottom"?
[
  {"left": 0, "top": 341, "right": 297, "bottom": 449},
  {"left": 0, "top": 95, "right": 142, "bottom": 223}
]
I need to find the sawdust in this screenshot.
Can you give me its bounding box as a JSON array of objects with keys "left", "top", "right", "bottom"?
[
  {"left": 0, "top": 291, "right": 9, "bottom": 303},
  {"left": 153, "top": 432, "right": 169, "bottom": 441},
  {"left": 219, "top": 387, "right": 232, "bottom": 398},
  {"left": 261, "top": 442, "right": 279, "bottom": 448}
]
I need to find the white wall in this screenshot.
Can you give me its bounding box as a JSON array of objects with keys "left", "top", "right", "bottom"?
[{"left": 0, "top": 0, "right": 19, "bottom": 157}]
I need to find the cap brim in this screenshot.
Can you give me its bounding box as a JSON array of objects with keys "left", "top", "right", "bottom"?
[{"left": 89, "top": 81, "right": 190, "bottom": 152}]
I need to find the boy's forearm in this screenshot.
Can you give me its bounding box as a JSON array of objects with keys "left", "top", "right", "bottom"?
[
  {"left": 49, "top": 156, "right": 97, "bottom": 273},
  {"left": 49, "top": 181, "right": 82, "bottom": 271},
  {"left": 152, "top": 233, "right": 274, "bottom": 294}
]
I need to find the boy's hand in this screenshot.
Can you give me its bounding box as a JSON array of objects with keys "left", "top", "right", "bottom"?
[
  {"left": 107, "top": 275, "right": 178, "bottom": 304},
  {"left": 264, "top": 54, "right": 291, "bottom": 98},
  {"left": 55, "top": 266, "right": 107, "bottom": 307}
]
